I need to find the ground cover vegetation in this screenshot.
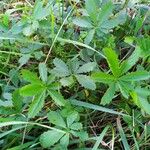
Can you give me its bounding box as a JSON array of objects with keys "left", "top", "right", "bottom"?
[{"left": 0, "top": 0, "right": 150, "bottom": 149}]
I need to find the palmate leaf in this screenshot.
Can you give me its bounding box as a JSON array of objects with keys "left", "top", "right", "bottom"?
[
  {"left": 52, "top": 58, "right": 70, "bottom": 77},
  {"left": 23, "top": 26, "right": 34, "bottom": 36},
  {"left": 19, "top": 54, "right": 30, "bottom": 66},
  {"left": 60, "top": 133, "right": 69, "bottom": 147},
  {"left": 40, "top": 130, "right": 65, "bottom": 148},
  {"left": 70, "top": 123, "right": 83, "bottom": 130},
  {"left": 101, "top": 10, "right": 126, "bottom": 31},
  {"left": 135, "top": 87, "right": 150, "bottom": 98},
  {"left": 0, "top": 100, "right": 12, "bottom": 107},
  {"left": 21, "top": 70, "right": 41, "bottom": 84},
  {"left": 73, "top": 18, "right": 93, "bottom": 28},
  {"left": 131, "top": 88, "right": 150, "bottom": 115},
  {"left": 60, "top": 76, "right": 74, "bottom": 87},
  {"left": 69, "top": 58, "right": 80, "bottom": 74},
  {"left": 137, "top": 37, "right": 150, "bottom": 57},
  {"left": 48, "top": 111, "right": 66, "bottom": 128},
  {"left": 138, "top": 98, "right": 150, "bottom": 115},
  {"left": 101, "top": 14, "right": 125, "bottom": 30},
  {"left": 91, "top": 72, "right": 116, "bottom": 84},
  {"left": 85, "top": 0, "right": 99, "bottom": 22},
  {"left": 71, "top": 131, "right": 88, "bottom": 141},
  {"left": 120, "top": 47, "right": 141, "bottom": 75},
  {"left": 117, "top": 81, "right": 130, "bottom": 99},
  {"left": 103, "top": 48, "right": 121, "bottom": 77},
  {"left": 33, "top": 1, "right": 51, "bottom": 20},
  {"left": 20, "top": 84, "right": 46, "bottom": 96},
  {"left": 48, "top": 90, "right": 66, "bottom": 106},
  {"left": 12, "top": 90, "right": 23, "bottom": 112},
  {"left": 120, "top": 71, "right": 150, "bottom": 81},
  {"left": 76, "top": 62, "right": 96, "bottom": 74},
  {"left": 39, "top": 63, "right": 47, "bottom": 82},
  {"left": 76, "top": 75, "right": 96, "bottom": 90},
  {"left": 101, "top": 83, "right": 116, "bottom": 105},
  {"left": 67, "top": 112, "right": 78, "bottom": 127},
  {"left": 28, "top": 91, "right": 46, "bottom": 118},
  {"left": 98, "top": 0, "right": 113, "bottom": 26},
  {"left": 84, "top": 29, "right": 95, "bottom": 44}
]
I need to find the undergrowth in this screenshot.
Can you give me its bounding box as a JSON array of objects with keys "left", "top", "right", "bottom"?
[{"left": 0, "top": 0, "right": 150, "bottom": 149}]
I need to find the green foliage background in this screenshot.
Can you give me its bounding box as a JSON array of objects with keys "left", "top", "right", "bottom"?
[{"left": 0, "top": 0, "right": 150, "bottom": 149}]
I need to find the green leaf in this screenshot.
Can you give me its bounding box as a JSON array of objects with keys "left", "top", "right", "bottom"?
[
  {"left": 101, "top": 83, "right": 116, "bottom": 105},
  {"left": 47, "top": 75, "right": 56, "bottom": 84},
  {"left": 23, "top": 26, "right": 34, "bottom": 36},
  {"left": 101, "top": 16, "right": 123, "bottom": 30},
  {"left": 70, "top": 99, "right": 127, "bottom": 116},
  {"left": 131, "top": 92, "right": 150, "bottom": 115},
  {"left": 20, "top": 84, "right": 46, "bottom": 96},
  {"left": 120, "top": 47, "right": 141, "bottom": 75},
  {"left": 76, "top": 75, "right": 96, "bottom": 90},
  {"left": 73, "top": 18, "right": 93, "bottom": 28},
  {"left": 60, "top": 76, "right": 74, "bottom": 87},
  {"left": 92, "top": 126, "right": 109, "bottom": 150},
  {"left": 67, "top": 112, "right": 78, "bottom": 127},
  {"left": 120, "top": 71, "right": 150, "bottom": 81},
  {"left": 60, "top": 133, "right": 69, "bottom": 147},
  {"left": 48, "top": 82, "right": 60, "bottom": 90},
  {"left": 40, "top": 130, "right": 65, "bottom": 148},
  {"left": 33, "top": 1, "right": 43, "bottom": 19},
  {"left": 12, "top": 90, "right": 23, "bottom": 112},
  {"left": 39, "top": 63, "right": 48, "bottom": 82},
  {"left": 75, "top": 131, "right": 89, "bottom": 141},
  {"left": 48, "top": 111, "right": 66, "bottom": 128},
  {"left": 0, "top": 100, "right": 12, "bottom": 107},
  {"left": 69, "top": 58, "right": 80, "bottom": 73},
  {"left": 56, "top": 37, "right": 105, "bottom": 58},
  {"left": 28, "top": 91, "right": 46, "bottom": 118},
  {"left": 7, "top": 142, "right": 34, "bottom": 150},
  {"left": 103, "top": 48, "right": 121, "bottom": 77},
  {"left": 138, "top": 97, "right": 150, "bottom": 115},
  {"left": 137, "top": 37, "right": 150, "bottom": 57},
  {"left": 84, "top": 29, "right": 95, "bottom": 44},
  {"left": 91, "top": 72, "right": 116, "bottom": 84},
  {"left": 135, "top": 87, "right": 150, "bottom": 98},
  {"left": 33, "top": 1, "right": 51, "bottom": 20},
  {"left": 52, "top": 58, "right": 70, "bottom": 77},
  {"left": 124, "top": 36, "right": 134, "bottom": 45},
  {"left": 76, "top": 62, "right": 96, "bottom": 74},
  {"left": 101, "top": 10, "right": 126, "bottom": 30},
  {"left": 48, "top": 90, "right": 66, "bottom": 106},
  {"left": 85, "top": 0, "right": 99, "bottom": 22},
  {"left": 117, "top": 81, "right": 130, "bottom": 99},
  {"left": 98, "top": 1, "right": 113, "bottom": 26},
  {"left": 19, "top": 54, "right": 30, "bottom": 66},
  {"left": 70, "top": 123, "right": 83, "bottom": 130},
  {"left": 32, "top": 20, "right": 39, "bottom": 31},
  {"left": 21, "top": 70, "right": 41, "bottom": 84},
  {"left": 117, "top": 118, "right": 130, "bottom": 150}
]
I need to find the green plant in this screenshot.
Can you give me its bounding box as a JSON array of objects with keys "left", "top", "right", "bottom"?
[
  {"left": 0, "top": 0, "right": 150, "bottom": 149},
  {"left": 51, "top": 58, "right": 96, "bottom": 90},
  {"left": 40, "top": 110, "right": 88, "bottom": 148},
  {"left": 73, "top": 0, "right": 126, "bottom": 44},
  {"left": 92, "top": 47, "right": 150, "bottom": 111},
  {"left": 20, "top": 63, "right": 66, "bottom": 118}
]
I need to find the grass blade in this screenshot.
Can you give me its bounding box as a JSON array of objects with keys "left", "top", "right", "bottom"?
[
  {"left": 92, "top": 125, "right": 109, "bottom": 150},
  {"left": 70, "top": 99, "right": 129, "bottom": 116},
  {"left": 117, "top": 118, "right": 130, "bottom": 150}
]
